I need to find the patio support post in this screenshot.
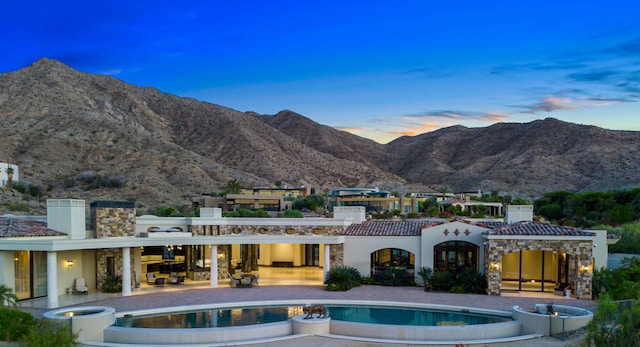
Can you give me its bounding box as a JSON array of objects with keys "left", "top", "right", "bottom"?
[
  {"left": 46, "top": 251, "right": 59, "bottom": 308},
  {"left": 210, "top": 245, "right": 218, "bottom": 288},
  {"left": 122, "top": 247, "right": 132, "bottom": 296},
  {"left": 323, "top": 244, "right": 330, "bottom": 282}
]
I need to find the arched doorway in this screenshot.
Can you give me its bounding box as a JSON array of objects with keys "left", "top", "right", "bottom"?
[
  {"left": 370, "top": 248, "right": 415, "bottom": 278},
  {"left": 501, "top": 250, "right": 566, "bottom": 292},
  {"left": 433, "top": 241, "right": 478, "bottom": 272}
]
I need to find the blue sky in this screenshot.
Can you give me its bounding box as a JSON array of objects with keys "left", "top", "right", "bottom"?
[{"left": 2, "top": 1, "right": 639, "bottom": 143}]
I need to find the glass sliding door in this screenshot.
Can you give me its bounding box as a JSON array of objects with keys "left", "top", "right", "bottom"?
[
  {"left": 13, "top": 251, "right": 47, "bottom": 300},
  {"left": 32, "top": 252, "right": 47, "bottom": 298}
]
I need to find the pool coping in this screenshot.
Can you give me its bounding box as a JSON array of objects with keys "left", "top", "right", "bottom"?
[{"left": 93, "top": 299, "right": 531, "bottom": 345}]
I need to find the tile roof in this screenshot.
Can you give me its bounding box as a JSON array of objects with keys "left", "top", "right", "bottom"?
[
  {"left": 344, "top": 219, "right": 595, "bottom": 238},
  {"left": 0, "top": 217, "right": 67, "bottom": 238},
  {"left": 485, "top": 221, "right": 595, "bottom": 237},
  {"left": 345, "top": 220, "right": 438, "bottom": 236}
]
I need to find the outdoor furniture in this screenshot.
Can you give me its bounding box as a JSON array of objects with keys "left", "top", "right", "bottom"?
[
  {"left": 74, "top": 278, "right": 88, "bottom": 294},
  {"left": 250, "top": 274, "right": 259, "bottom": 287},
  {"left": 169, "top": 273, "right": 185, "bottom": 285},
  {"left": 229, "top": 274, "right": 242, "bottom": 287},
  {"left": 154, "top": 277, "right": 165, "bottom": 286},
  {"left": 146, "top": 273, "right": 157, "bottom": 285}
]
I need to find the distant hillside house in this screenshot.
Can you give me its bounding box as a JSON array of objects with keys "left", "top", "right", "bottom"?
[
  {"left": 0, "top": 162, "right": 19, "bottom": 187},
  {"left": 328, "top": 187, "right": 407, "bottom": 213},
  {"left": 193, "top": 186, "right": 312, "bottom": 213},
  {"left": 0, "top": 201, "right": 611, "bottom": 308}
]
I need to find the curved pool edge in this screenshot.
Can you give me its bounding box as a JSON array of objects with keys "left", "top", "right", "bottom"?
[
  {"left": 101, "top": 299, "right": 520, "bottom": 345},
  {"left": 114, "top": 299, "right": 513, "bottom": 319},
  {"left": 104, "top": 320, "right": 293, "bottom": 345}
]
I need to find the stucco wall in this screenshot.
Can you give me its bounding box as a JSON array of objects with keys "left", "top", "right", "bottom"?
[
  {"left": 343, "top": 236, "right": 421, "bottom": 278},
  {"left": 420, "top": 221, "right": 488, "bottom": 271}
]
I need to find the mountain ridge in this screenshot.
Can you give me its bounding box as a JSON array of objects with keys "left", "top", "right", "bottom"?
[{"left": 1, "top": 58, "right": 639, "bottom": 213}]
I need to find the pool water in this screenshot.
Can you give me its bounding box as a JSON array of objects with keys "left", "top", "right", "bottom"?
[{"left": 115, "top": 305, "right": 510, "bottom": 329}]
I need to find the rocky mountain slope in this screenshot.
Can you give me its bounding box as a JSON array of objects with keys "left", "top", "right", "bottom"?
[{"left": 0, "top": 58, "right": 639, "bottom": 214}]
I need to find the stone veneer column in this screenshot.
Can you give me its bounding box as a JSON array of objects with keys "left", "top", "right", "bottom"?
[
  {"left": 122, "top": 247, "right": 131, "bottom": 296},
  {"left": 46, "top": 251, "right": 59, "bottom": 308},
  {"left": 210, "top": 245, "right": 218, "bottom": 288}
]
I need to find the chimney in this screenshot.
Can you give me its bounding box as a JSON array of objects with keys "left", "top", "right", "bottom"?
[
  {"left": 200, "top": 208, "right": 222, "bottom": 218},
  {"left": 505, "top": 205, "right": 533, "bottom": 224},
  {"left": 47, "top": 199, "right": 86, "bottom": 239},
  {"left": 333, "top": 206, "right": 366, "bottom": 224}
]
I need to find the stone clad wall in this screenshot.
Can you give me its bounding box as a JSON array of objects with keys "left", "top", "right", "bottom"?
[
  {"left": 96, "top": 248, "right": 134, "bottom": 291},
  {"left": 92, "top": 206, "right": 136, "bottom": 238},
  {"left": 218, "top": 224, "right": 346, "bottom": 236},
  {"left": 486, "top": 239, "right": 593, "bottom": 298},
  {"left": 330, "top": 244, "right": 344, "bottom": 268}
]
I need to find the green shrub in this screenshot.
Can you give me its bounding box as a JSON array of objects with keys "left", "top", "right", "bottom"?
[
  {"left": 450, "top": 285, "right": 466, "bottom": 293},
  {"left": 585, "top": 294, "right": 640, "bottom": 347},
  {"left": 360, "top": 276, "right": 376, "bottom": 285},
  {"left": 11, "top": 181, "right": 27, "bottom": 193},
  {"left": 417, "top": 266, "right": 433, "bottom": 289},
  {"left": 430, "top": 271, "right": 454, "bottom": 291},
  {"left": 101, "top": 274, "right": 123, "bottom": 293},
  {"left": 370, "top": 212, "right": 393, "bottom": 219},
  {"left": 19, "top": 319, "right": 78, "bottom": 347},
  {"left": 457, "top": 268, "right": 487, "bottom": 294},
  {"left": 283, "top": 209, "right": 303, "bottom": 218},
  {"left": 376, "top": 268, "right": 413, "bottom": 286},
  {"left": 406, "top": 212, "right": 421, "bottom": 219},
  {"left": 0, "top": 284, "right": 17, "bottom": 308},
  {"left": 0, "top": 307, "right": 37, "bottom": 341},
  {"left": 325, "top": 266, "right": 362, "bottom": 291}
]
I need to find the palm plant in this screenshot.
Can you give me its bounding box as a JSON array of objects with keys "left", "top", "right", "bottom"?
[
  {"left": 0, "top": 284, "right": 18, "bottom": 308},
  {"left": 6, "top": 166, "right": 14, "bottom": 189}
]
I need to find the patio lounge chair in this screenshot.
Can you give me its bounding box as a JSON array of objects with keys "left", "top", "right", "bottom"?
[
  {"left": 154, "top": 277, "right": 165, "bottom": 286},
  {"left": 169, "top": 273, "right": 185, "bottom": 285},
  {"left": 146, "top": 273, "right": 157, "bottom": 285},
  {"left": 74, "top": 277, "right": 88, "bottom": 294},
  {"left": 250, "top": 274, "right": 259, "bottom": 287},
  {"left": 228, "top": 273, "right": 242, "bottom": 287}
]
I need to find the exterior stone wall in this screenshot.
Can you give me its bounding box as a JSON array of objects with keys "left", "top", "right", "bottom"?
[
  {"left": 91, "top": 201, "right": 136, "bottom": 238},
  {"left": 486, "top": 239, "right": 593, "bottom": 299},
  {"left": 330, "top": 243, "right": 344, "bottom": 268},
  {"left": 95, "top": 248, "right": 134, "bottom": 291},
  {"left": 218, "top": 224, "right": 347, "bottom": 236}
]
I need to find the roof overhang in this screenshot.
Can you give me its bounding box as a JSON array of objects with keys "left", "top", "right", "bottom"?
[{"left": 0, "top": 235, "right": 346, "bottom": 252}]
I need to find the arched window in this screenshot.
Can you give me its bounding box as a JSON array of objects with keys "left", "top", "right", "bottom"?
[
  {"left": 433, "top": 241, "right": 478, "bottom": 272},
  {"left": 370, "top": 248, "right": 415, "bottom": 277}
]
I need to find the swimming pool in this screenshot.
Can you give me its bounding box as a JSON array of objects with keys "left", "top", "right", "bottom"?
[
  {"left": 103, "top": 300, "right": 522, "bottom": 345},
  {"left": 114, "top": 304, "right": 509, "bottom": 328}
]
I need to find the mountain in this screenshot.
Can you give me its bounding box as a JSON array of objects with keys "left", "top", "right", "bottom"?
[{"left": 1, "top": 58, "right": 639, "bottom": 214}]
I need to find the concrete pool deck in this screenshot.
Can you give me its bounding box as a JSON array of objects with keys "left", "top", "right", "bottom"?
[{"left": 20, "top": 285, "right": 595, "bottom": 346}]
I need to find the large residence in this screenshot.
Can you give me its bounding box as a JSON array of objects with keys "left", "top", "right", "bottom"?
[{"left": 0, "top": 199, "right": 611, "bottom": 308}]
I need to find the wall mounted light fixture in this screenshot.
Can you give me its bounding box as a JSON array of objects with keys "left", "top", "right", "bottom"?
[{"left": 67, "top": 260, "right": 74, "bottom": 267}]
